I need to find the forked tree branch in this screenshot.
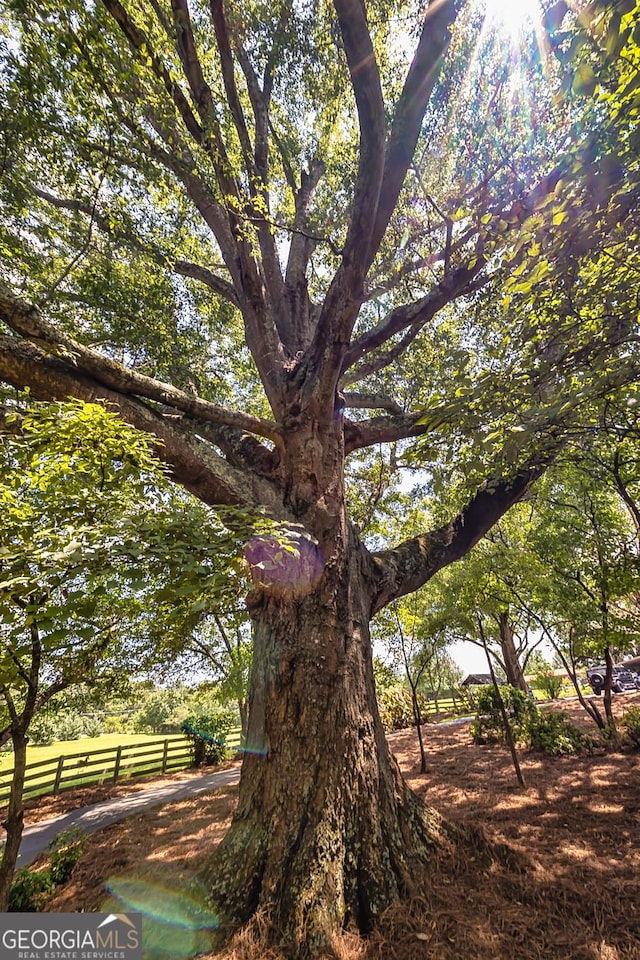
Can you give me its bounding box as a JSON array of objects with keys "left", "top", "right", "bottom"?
[
  {"left": 0, "top": 282, "right": 281, "bottom": 444},
  {"left": 0, "top": 334, "right": 288, "bottom": 514},
  {"left": 369, "top": 0, "right": 463, "bottom": 257}
]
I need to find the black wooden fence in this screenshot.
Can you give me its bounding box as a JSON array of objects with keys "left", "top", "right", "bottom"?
[{"left": 0, "top": 737, "right": 193, "bottom": 806}]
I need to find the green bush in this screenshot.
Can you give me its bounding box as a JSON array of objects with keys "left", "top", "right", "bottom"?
[
  {"left": 181, "top": 710, "right": 235, "bottom": 766},
  {"left": 55, "top": 713, "right": 84, "bottom": 741},
  {"left": 470, "top": 685, "right": 537, "bottom": 745},
  {"left": 377, "top": 688, "right": 429, "bottom": 732},
  {"left": 622, "top": 706, "right": 640, "bottom": 747},
  {"left": 533, "top": 672, "right": 564, "bottom": 701},
  {"left": 525, "top": 709, "right": 592, "bottom": 756},
  {"left": 82, "top": 716, "right": 104, "bottom": 738},
  {"left": 470, "top": 685, "right": 594, "bottom": 756},
  {"left": 48, "top": 828, "right": 86, "bottom": 885},
  {"left": 8, "top": 829, "right": 87, "bottom": 910},
  {"left": 8, "top": 868, "right": 54, "bottom": 911}
]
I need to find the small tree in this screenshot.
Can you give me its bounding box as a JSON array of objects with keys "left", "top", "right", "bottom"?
[
  {"left": 373, "top": 590, "right": 454, "bottom": 772},
  {"left": 0, "top": 398, "right": 263, "bottom": 907},
  {"left": 0, "top": 399, "right": 165, "bottom": 908}
]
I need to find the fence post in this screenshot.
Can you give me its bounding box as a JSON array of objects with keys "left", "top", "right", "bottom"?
[
  {"left": 53, "top": 756, "right": 65, "bottom": 795},
  {"left": 113, "top": 746, "right": 123, "bottom": 785},
  {"left": 161, "top": 740, "right": 169, "bottom": 774}
]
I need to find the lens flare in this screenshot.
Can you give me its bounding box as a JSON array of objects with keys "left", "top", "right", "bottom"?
[
  {"left": 104, "top": 876, "right": 219, "bottom": 958},
  {"left": 105, "top": 877, "right": 219, "bottom": 930}
]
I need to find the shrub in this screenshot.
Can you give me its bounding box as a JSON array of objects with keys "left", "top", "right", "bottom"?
[
  {"left": 82, "top": 716, "right": 104, "bottom": 738},
  {"left": 622, "top": 706, "right": 640, "bottom": 747},
  {"left": 533, "top": 672, "right": 564, "bottom": 701},
  {"left": 470, "top": 685, "right": 595, "bottom": 756},
  {"left": 8, "top": 867, "right": 54, "bottom": 911},
  {"left": 55, "top": 713, "right": 84, "bottom": 741},
  {"left": 181, "top": 710, "right": 236, "bottom": 766},
  {"left": 470, "top": 685, "right": 537, "bottom": 745},
  {"left": 377, "top": 688, "right": 430, "bottom": 732},
  {"left": 525, "top": 709, "right": 592, "bottom": 756},
  {"left": 8, "top": 829, "right": 86, "bottom": 911},
  {"left": 48, "top": 828, "right": 86, "bottom": 885}
]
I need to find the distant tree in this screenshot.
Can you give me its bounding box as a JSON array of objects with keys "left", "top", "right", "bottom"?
[
  {"left": 0, "top": 399, "right": 164, "bottom": 908},
  {"left": 132, "top": 688, "right": 186, "bottom": 734},
  {"left": 528, "top": 464, "right": 640, "bottom": 739}
]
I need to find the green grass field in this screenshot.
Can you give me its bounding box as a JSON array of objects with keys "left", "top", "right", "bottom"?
[
  {"left": 0, "top": 727, "right": 242, "bottom": 776},
  {"left": 0, "top": 733, "right": 186, "bottom": 775}
]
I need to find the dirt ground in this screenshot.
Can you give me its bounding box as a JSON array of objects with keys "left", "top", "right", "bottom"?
[{"left": 18, "top": 694, "right": 640, "bottom": 960}]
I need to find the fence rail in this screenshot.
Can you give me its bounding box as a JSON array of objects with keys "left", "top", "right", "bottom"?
[
  {"left": 422, "top": 692, "right": 469, "bottom": 716},
  {"left": 0, "top": 737, "right": 194, "bottom": 806}
]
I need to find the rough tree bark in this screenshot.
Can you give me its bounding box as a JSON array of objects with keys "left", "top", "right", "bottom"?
[
  {"left": 202, "top": 426, "right": 450, "bottom": 954},
  {"left": 207, "top": 551, "right": 443, "bottom": 952},
  {"left": 195, "top": 405, "right": 539, "bottom": 953}
]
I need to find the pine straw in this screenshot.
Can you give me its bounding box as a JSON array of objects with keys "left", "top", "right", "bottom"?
[
  {"left": 37, "top": 695, "right": 640, "bottom": 960},
  {"left": 210, "top": 826, "right": 640, "bottom": 960}
]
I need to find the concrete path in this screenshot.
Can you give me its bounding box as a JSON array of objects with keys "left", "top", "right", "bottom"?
[{"left": 17, "top": 765, "right": 241, "bottom": 868}]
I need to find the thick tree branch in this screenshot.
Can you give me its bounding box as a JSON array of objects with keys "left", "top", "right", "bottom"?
[
  {"left": 94, "top": 1, "right": 286, "bottom": 401},
  {"left": 344, "top": 412, "right": 425, "bottom": 453},
  {"left": 0, "top": 335, "right": 288, "bottom": 516},
  {"left": 331, "top": 0, "right": 385, "bottom": 265},
  {"left": 369, "top": 0, "right": 463, "bottom": 256},
  {"left": 285, "top": 160, "right": 326, "bottom": 346},
  {"left": 207, "top": 0, "right": 253, "bottom": 173},
  {"left": 299, "top": 0, "right": 386, "bottom": 407},
  {"left": 342, "top": 393, "right": 404, "bottom": 415},
  {"left": 71, "top": 28, "right": 240, "bottom": 279},
  {"left": 207, "top": 0, "right": 286, "bottom": 321},
  {"left": 101, "top": 0, "right": 205, "bottom": 148},
  {"left": 371, "top": 464, "right": 546, "bottom": 614},
  {"left": 0, "top": 282, "right": 281, "bottom": 444},
  {"left": 173, "top": 260, "right": 239, "bottom": 304}
]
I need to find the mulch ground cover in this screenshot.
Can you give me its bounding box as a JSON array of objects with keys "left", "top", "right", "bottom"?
[{"left": 14, "top": 693, "right": 640, "bottom": 959}]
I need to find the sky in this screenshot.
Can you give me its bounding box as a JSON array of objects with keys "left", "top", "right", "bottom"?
[{"left": 450, "top": 639, "right": 493, "bottom": 678}]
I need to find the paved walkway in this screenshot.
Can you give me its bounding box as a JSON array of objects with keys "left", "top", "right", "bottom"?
[{"left": 17, "top": 765, "right": 241, "bottom": 868}]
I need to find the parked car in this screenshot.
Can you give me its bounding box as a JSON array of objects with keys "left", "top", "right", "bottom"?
[{"left": 586, "top": 665, "right": 639, "bottom": 696}]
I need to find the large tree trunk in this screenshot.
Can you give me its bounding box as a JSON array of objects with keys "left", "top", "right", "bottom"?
[{"left": 202, "top": 531, "right": 448, "bottom": 956}]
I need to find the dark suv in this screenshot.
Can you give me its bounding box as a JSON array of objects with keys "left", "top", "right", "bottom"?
[{"left": 586, "top": 665, "right": 639, "bottom": 696}]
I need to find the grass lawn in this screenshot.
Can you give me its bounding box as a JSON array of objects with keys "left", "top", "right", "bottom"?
[
  {"left": 0, "top": 727, "right": 242, "bottom": 775},
  {"left": 0, "top": 733, "right": 187, "bottom": 775}
]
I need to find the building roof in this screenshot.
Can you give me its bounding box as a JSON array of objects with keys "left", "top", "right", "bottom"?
[{"left": 461, "top": 673, "right": 505, "bottom": 686}]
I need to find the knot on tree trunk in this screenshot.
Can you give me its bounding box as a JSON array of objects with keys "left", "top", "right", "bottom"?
[{"left": 245, "top": 534, "right": 325, "bottom": 601}]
